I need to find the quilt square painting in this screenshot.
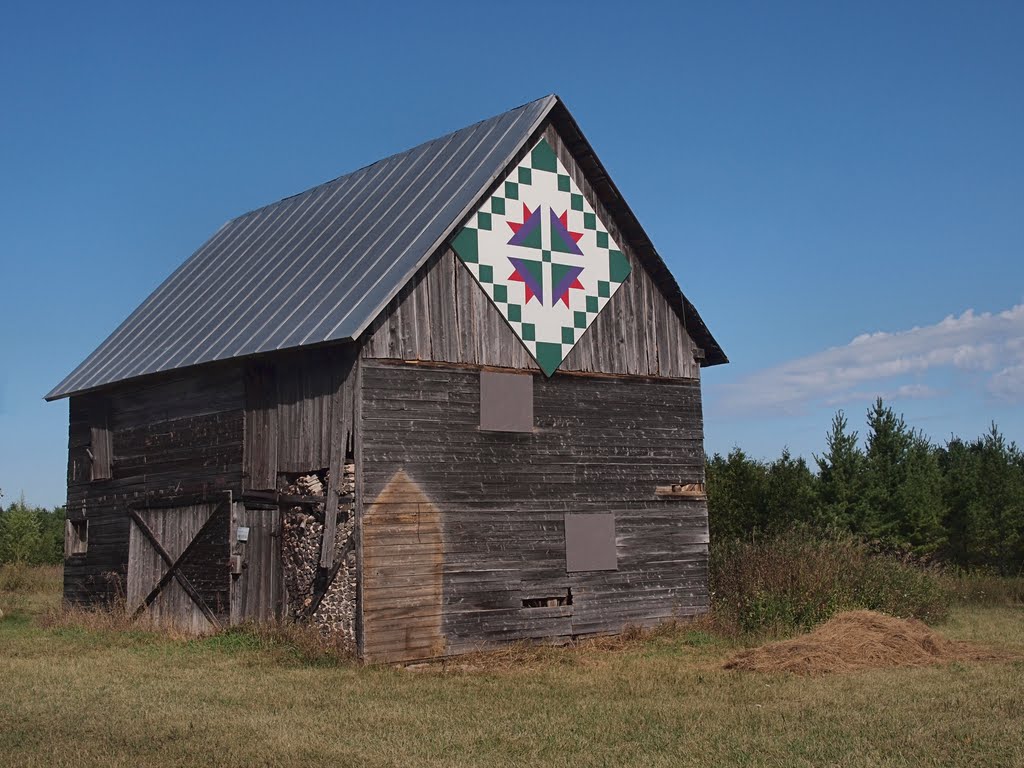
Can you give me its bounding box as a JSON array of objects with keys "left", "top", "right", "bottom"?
[{"left": 451, "top": 138, "right": 631, "bottom": 375}]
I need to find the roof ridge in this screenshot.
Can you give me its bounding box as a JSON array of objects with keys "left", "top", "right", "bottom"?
[
  {"left": 46, "top": 94, "right": 560, "bottom": 400},
  {"left": 231, "top": 94, "right": 557, "bottom": 223}
]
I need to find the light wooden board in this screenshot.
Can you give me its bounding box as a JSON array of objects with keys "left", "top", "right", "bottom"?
[{"left": 361, "top": 469, "right": 444, "bottom": 663}]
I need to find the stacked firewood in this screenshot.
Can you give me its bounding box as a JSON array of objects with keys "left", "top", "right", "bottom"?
[
  {"left": 295, "top": 473, "right": 324, "bottom": 496},
  {"left": 280, "top": 464, "right": 357, "bottom": 643}
]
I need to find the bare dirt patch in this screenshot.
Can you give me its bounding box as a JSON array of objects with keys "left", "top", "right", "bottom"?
[{"left": 724, "top": 610, "right": 1018, "bottom": 676}]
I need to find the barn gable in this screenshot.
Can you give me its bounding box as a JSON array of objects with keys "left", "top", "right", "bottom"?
[
  {"left": 361, "top": 122, "right": 702, "bottom": 379},
  {"left": 450, "top": 135, "right": 634, "bottom": 376},
  {"left": 46, "top": 94, "right": 724, "bottom": 401}
]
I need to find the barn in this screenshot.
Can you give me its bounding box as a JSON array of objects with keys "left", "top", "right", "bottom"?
[{"left": 46, "top": 94, "right": 727, "bottom": 662}]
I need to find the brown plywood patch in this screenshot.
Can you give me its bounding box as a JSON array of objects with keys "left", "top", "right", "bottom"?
[
  {"left": 480, "top": 370, "right": 533, "bottom": 432},
  {"left": 564, "top": 513, "right": 618, "bottom": 572},
  {"left": 362, "top": 469, "right": 444, "bottom": 663}
]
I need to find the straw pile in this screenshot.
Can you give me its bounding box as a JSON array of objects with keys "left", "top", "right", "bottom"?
[{"left": 724, "top": 610, "right": 1014, "bottom": 676}]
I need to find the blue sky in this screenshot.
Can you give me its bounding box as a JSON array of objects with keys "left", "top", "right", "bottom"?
[{"left": 2, "top": 2, "right": 1022, "bottom": 507}]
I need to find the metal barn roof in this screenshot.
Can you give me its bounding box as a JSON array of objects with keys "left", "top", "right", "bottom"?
[{"left": 47, "top": 95, "right": 725, "bottom": 401}]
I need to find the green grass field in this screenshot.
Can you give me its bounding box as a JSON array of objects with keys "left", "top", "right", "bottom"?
[{"left": 1, "top": 566, "right": 1022, "bottom": 768}]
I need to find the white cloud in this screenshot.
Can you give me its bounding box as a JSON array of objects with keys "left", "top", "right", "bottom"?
[
  {"left": 988, "top": 364, "right": 1024, "bottom": 402},
  {"left": 822, "top": 383, "right": 941, "bottom": 407},
  {"left": 719, "top": 303, "right": 1024, "bottom": 414}
]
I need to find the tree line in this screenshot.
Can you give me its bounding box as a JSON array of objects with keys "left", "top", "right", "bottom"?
[
  {"left": 707, "top": 398, "right": 1024, "bottom": 575},
  {"left": 0, "top": 491, "right": 65, "bottom": 565},
  {"left": 2, "top": 399, "right": 1023, "bottom": 574}
]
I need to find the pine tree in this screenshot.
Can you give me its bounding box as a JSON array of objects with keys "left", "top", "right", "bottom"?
[
  {"left": 815, "top": 410, "right": 865, "bottom": 531},
  {"left": 895, "top": 433, "right": 947, "bottom": 555},
  {"left": 705, "top": 449, "right": 769, "bottom": 541},
  {"left": 764, "top": 448, "right": 820, "bottom": 531},
  {"left": 968, "top": 424, "right": 1024, "bottom": 573},
  {"left": 862, "top": 398, "right": 911, "bottom": 542},
  {"left": 938, "top": 436, "right": 978, "bottom": 566}
]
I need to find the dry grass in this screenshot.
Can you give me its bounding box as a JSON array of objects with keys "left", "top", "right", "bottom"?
[
  {"left": 36, "top": 596, "right": 148, "bottom": 633},
  {"left": 215, "top": 620, "right": 357, "bottom": 665},
  {"left": 1, "top": 567, "right": 1023, "bottom": 767},
  {"left": 0, "top": 563, "right": 63, "bottom": 593},
  {"left": 34, "top": 600, "right": 357, "bottom": 665},
  {"left": 723, "top": 610, "right": 1018, "bottom": 676},
  {"left": 0, "top": 563, "right": 62, "bottom": 618},
  {"left": 419, "top": 616, "right": 724, "bottom": 675},
  {"left": 941, "top": 570, "right": 1024, "bottom": 606}
]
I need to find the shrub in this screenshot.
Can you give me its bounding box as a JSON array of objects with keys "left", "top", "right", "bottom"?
[
  {"left": 0, "top": 500, "right": 65, "bottom": 565},
  {"left": 848, "top": 555, "right": 949, "bottom": 624},
  {"left": 939, "top": 568, "right": 1024, "bottom": 606},
  {"left": 709, "top": 528, "right": 950, "bottom": 636}
]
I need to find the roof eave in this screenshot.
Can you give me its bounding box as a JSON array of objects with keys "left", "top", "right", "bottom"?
[{"left": 544, "top": 99, "right": 728, "bottom": 367}]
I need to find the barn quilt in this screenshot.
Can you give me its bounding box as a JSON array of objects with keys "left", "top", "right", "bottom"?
[{"left": 451, "top": 138, "right": 631, "bottom": 376}]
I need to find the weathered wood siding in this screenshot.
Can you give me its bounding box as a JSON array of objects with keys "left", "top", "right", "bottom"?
[
  {"left": 358, "top": 361, "right": 709, "bottom": 659},
  {"left": 127, "top": 502, "right": 230, "bottom": 633},
  {"left": 242, "top": 345, "right": 357, "bottom": 489},
  {"left": 230, "top": 505, "right": 284, "bottom": 624},
  {"left": 64, "top": 364, "right": 244, "bottom": 606},
  {"left": 361, "top": 123, "right": 701, "bottom": 380},
  {"left": 361, "top": 469, "right": 444, "bottom": 663}
]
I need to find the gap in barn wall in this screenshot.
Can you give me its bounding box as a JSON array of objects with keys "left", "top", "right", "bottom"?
[{"left": 278, "top": 449, "right": 358, "bottom": 646}]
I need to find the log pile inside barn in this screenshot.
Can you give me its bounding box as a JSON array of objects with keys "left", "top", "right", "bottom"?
[{"left": 280, "top": 463, "right": 356, "bottom": 643}]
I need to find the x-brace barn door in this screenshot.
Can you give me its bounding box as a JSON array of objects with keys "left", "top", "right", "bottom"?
[{"left": 127, "top": 498, "right": 230, "bottom": 633}]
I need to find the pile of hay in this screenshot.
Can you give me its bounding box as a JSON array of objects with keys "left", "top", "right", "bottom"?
[{"left": 724, "top": 610, "right": 1013, "bottom": 675}]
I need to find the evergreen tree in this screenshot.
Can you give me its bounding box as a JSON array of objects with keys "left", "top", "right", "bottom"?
[
  {"left": 704, "top": 404, "right": 1021, "bottom": 573},
  {"left": 861, "top": 399, "right": 947, "bottom": 553},
  {"left": 894, "top": 433, "right": 947, "bottom": 555},
  {"left": 705, "top": 449, "right": 769, "bottom": 541},
  {"left": 862, "top": 398, "right": 911, "bottom": 541},
  {"left": 938, "top": 436, "right": 977, "bottom": 565},
  {"left": 967, "top": 425, "right": 1024, "bottom": 573},
  {"left": 815, "top": 410, "right": 865, "bottom": 531},
  {"left": 764, "top": 448, "right": 820, "bottom": 531}
]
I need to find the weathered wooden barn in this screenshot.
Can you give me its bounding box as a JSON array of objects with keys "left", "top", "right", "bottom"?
[{"left": 47, "top": 95, "right": 727, "bottom": 662}]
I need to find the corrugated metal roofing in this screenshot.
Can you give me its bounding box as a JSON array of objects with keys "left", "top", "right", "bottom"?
[
  {"left": 47, "top": 96, "right": 556, "bottom": 400},
  {"left": 47, "top": 94, "right": 726, "bottom": 401}
]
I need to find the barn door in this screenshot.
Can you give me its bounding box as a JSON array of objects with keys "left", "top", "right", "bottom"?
[
  {"left": 230, "top": 506, "right": 283, "bottom": 624},
  {"left": 126, "top": 499, "right": 231, "bottom": 633}
]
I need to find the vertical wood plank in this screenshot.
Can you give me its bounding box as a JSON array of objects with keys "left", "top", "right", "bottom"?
[
  {"left": 352, "top": 357, "right": 365, "bottom": 659},
  {"left": 89, "top": 397, "right": 113, "bottom": 481},
  {"left": 244, "top": 363, "right": 278, "bottom": 491},
  {"left": 656, "top": 293, "right": 674, "bottom": 379},
  {"left": 320, "top": 347, "right": 356, "bottom": 569}
]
